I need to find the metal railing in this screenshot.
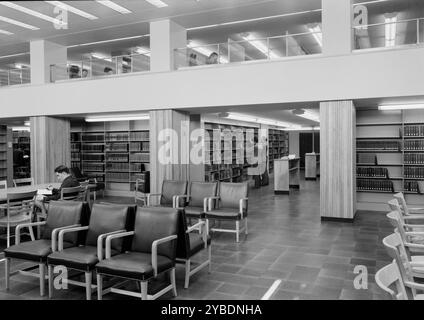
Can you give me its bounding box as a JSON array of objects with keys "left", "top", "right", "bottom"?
[
  {"left": 174, "top": 31, "right": 323, "bottom": 69},
  {"left": 353, "top": 17, "right": 424, "bottom": 50},
  {"left": 50, "top": 52, "right": 150, "bottom": 82},
  {"left": 0, "top": 67, "right": 31, "bottom": 87}
]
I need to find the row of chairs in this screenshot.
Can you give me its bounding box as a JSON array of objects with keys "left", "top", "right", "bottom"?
[
  {"left": 135, "top": 180, "right": 249, "bottom": 242},
  {"left": 4, "top": 200, "right": 211, "bottom": 300},
  {"left": 375, "top": 192, "right": 424, "bottom": 299}
]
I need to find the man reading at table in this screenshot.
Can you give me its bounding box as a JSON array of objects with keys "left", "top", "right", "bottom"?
[{"left": 35, "top": 165, "right": 80, "bottom": 213}]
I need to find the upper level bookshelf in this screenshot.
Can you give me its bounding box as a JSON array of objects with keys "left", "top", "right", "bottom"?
[
  {"left": 356, "top": 109, "right": 424, "bottom": 199},
  {"left": 71, "top": 120, "right": 149, "bottom": 194}
]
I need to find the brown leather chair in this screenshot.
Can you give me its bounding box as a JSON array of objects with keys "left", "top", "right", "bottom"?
[
  {"left": 46, "top": 203, "right": 136, "bottom": 300},
  {"left": 205, "top": 182, "right": 249, "bottom": 242},
  {"left": 146, "top": 180, "right": 187, "bottom": 207},
  {"left": 95, "top": 207, "right": 180, "bottom": 300},
  {"left": 4, "top": 201, "right": 90, "bottom": 296}
]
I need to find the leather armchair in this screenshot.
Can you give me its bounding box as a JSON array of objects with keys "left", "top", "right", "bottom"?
[
  {"left": 146, "top": 180, "right": 188, "bottom": 207},
  {"left": 205, "top": 182, "right": 249, "bottom": 242},
  {"left": 95, "top": 207, "right": 180, "bottom": 300},
  {"left": 4, "top": 201, "right": 90, "bottom": 296},
  {"left": 46, "top": 203, "right": 135, "bottom": 300}
]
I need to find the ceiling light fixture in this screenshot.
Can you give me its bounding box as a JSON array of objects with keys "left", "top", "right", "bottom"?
[
  {"left": 96, "top": 1, "right": 132, "bottom": 14},
  {"left": 85, "top": 113, "right": 150, "bottom": 122},
  {"left": 292, "top": 109, "right": 320, "bottom": 122},
  {"left": 187, "top": 41, "right": 228, "bottom": 63},
  {"left": 24, "top": 121, "right": 30, "bottom": 126},
  {"left": 384, "top": 13, "right": 397, "bottom": 47},
  {"left": 378, "top": 104, "right": 424, "bottom": 110},
  {"left": 135, "top": 47, "right": 151, "bottom": 56},
  {"left": 67, "top": 34, "right": 149, "bottom": 48},
  {"left": 0, "top": 2, "right": 67, "bottom": 26},
  {"left": 91, "top": 53, "right": 112, "bottom": 61},
  {"left": 12, "top": 126, "right": 30, "bottom": 132},
  {"left": 240, "top": 33, "right": 280, "bottom": 59},
  {"left": 225, "top": 113, "right": 296, "bottom": 129},
  {"left": 285, "top": 126, "right": 320, "bottom": 131},
  {"left": 45, "top": 1, "right": 98, "bottom": 20},
  {"left": 145, "top": 0, "right": 168, "bottom": 8},
  {"left": 307, "top": 23, "right": 322, "bottom": 47},
  {"left": 0, "top": 29, "right": 13, "bottom": 35},
  {"left": 0, "top": 52, "right": 29, "bottom": 59},
  {"left": 0, "top": 15, "right": 39, "bottom": 30}
]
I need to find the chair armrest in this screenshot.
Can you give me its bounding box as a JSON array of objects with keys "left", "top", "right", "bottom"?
[
  {"left": 15, "top": 221, "right": 47, "bottom": 245},
  {"left": 97, "top": 230, "right": 126, "bottom": 261},
  {"left": 146, "top": 193, "right": 162, "bottom": 206},
  {"left": 174, "top": 195, "right": 189, "bottom": 208},
  {"left": 151, "top": 235, "right": 178, "bottom": 277},
  {"left": 403, "top": 215, "right": 424, "bottom": 220},
  {"left": 404, "top": 224, "right": 424, "bottom": 229},
  {"left": 404, "top": 242, "right": 424, "bottom": 250},
  {"left": 404, "top": 280, "right": 424, "bottom": 292},
  {"left": 206, "top": 196, "right": 220, "bottom": 211},
  {"left": 58, "top": 226, "right": 89, "bottom": 251},
  {"left": 239, "top": 198, "right": 248, "bottom": 216},
  {"left": 51, "top": 224, "right": 81, "bottom": 252},
  {"left": 187, "top": 220, "right": 205, "bottom": 234},
  {"left": 105, "top": 231, "right": 134, "bottom": 259},
  {"left": 410, "top": 261, "right": 424, "bottom": 268}
]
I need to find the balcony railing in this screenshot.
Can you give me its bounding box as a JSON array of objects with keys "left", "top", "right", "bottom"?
[
  {"left": 0, "top": 67, "right": 31, "bottom": 87},
  {"left": 174, "top": 31, "right": 323, "bottom": 69},
  {"left": 50, "top": 52, "right": 150, "bottom": 82},
  {"left": 353, "top": 17, "right": 424, "bottom": 50}
]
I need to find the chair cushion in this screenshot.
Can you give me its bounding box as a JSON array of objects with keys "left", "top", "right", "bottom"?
[
  {"left": 189, "top": 182, "right": 217, "bottom": 207},
  {"left": 219, "top": 182, "right": 248, "bottom": 209},
  {"left": 161, "top": 180, "right": 187, "bottom": 207},
  {"left": 205, "top": 208, "right": 246, "bottom": 220},
  {"left": 4, "top": 239, "right": 74, "bottom": 263},
  {"left": 184, "top": 206, "right": 205, "bottom": 219},
  {"left": 188, "top": 233, "right": 211, "bottom": 257},
  {"left": 47, "top": 245, "right": 117, "bottom": 271},
  {"left": 96, "top": 251, "right": 174, "bottom": 281}
]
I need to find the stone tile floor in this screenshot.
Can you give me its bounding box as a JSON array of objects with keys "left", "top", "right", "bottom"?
[{"left": 0, "top": 176, "right": 395, "bottom": 300}]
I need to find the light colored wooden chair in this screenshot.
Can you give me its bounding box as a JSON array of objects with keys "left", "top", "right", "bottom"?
[
  {"left": 61, "top": 185, "right": 87, "bottom": 202},
  {"left": 0, "top": 180, "right": 7, "bottom": 191},
  {"left": 394, "top": 192, "right": 424, "bottom": 216},
  {"left": 13, "top": 177, "right": 34, "bottom": 187},
  {"left": 0, "top": 191, "right": 37, "bottom": 247},
  {"left": 375, "top": 260, "right": 424, "bottom": 300}
]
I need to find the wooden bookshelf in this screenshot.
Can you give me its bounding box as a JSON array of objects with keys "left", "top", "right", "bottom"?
[
  {"left": 0, "top": 126, "right": 13, "bottom": 186},
  {"left": 268, "top": 129, "right": 289, "bottom": 173},
  {"left": 356, "top": 109, "right": 424, "bottom": 211},
  {"left": 12, "top": 130, "right": 31, "bottom": 179},
  {"left": 274, "top": 157, "right": 300, "bottom": 194}
]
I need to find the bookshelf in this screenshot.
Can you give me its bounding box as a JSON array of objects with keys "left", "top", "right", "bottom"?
[
  {"left": 268, "top": 129, "right": 289, "bottom": 173},
  {"left": 12, "top": 130, "right": 30, "bottom": 179},
  {"left": 71, "top": 120, "right": 149, "bottom": 196},
  {"left": 356, "top": 109, "right": 424, "bottom": 211},
  {"left": 203, "top": 122, "right": 258, "bottom": 183},
  {"left": 274, "top": 157, "right": 300, "bottom": 194},
  {"left": 0, "top": 126, "right": 13, "bottom": 186}
]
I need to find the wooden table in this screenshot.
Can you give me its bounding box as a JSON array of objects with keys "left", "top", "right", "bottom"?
[{"left": 0, "top": 183, "right": 61, "bottom": 202}]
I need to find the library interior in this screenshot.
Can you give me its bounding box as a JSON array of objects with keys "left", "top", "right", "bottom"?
[{"left": 0, "top": 0, "right": 423, "bottom": 301}]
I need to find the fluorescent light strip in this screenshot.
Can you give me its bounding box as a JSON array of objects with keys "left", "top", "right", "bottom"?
[
  {"left": 145, "top": 0, "right": 168, "bottom": 8},
  {"left": 91, "top": 53, "right": 112, "bottom": 61},
  {"left": 308, "top": 24, "right": 322, "bottom": 47},
  {"left": 45, "top": 1, "right": 98, "bottom": 20},
  {"left": 0, "top": 2, "right": 66, "bottom": 26},
  {"left": 226, "top": 113, "right": 295, "bottom": 129},
  {"left": 96, "top": 1, "right": 132, "bottom": 14},
  {"left": 0, "top": 29, "right": 13, "bottom": 35},
  {"left": 240, "top": 34, "right": 280, "bottom": 59},
  {"left": 353, "top": 0, "right": 392, "bottom": 6},
  {"left": 67, "top": 34, "right": 149, "bottom": 48},
  {"left": 85, "top": 114, "right": 150, "bottom": 122},
  {"left": 385, "top": 15, "right": 397, "bottom": 47},
  {"left": 187, "top": 9, "right": 322, "bottom": 31},
  {"left": 188, "top": 42, "right": 228, "bottom": 63},
  {"left": 135, "top": 47, "right": 151, "bottom": 56},
  {"left": 295, "top": 110, "right": 320, "bottom": 122},
  {"left": 285, "top": 127, "right": 320, "bottom": 131},
  {"left": 12, "top": 127, "right": 30, "bottom": 132},
  {"left": 0, "top": 52, "right": 29, "bottom": 59},
  {"left": 379, "top": 104, "right": 424, "bottom": 110},
  {"left": 0, "top": 15, "right": 39, "bottom": 30}
]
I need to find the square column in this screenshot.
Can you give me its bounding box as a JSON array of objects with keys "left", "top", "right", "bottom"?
[
  {"left": 320, "top": 100, "right": 356, "bottom": 221},
  {"left": 30, "top": 40, "right": 67, "bottom": 84},
  {"left": 150, "top": 20, "right": 187, "bottom": 72},
  {"left": 322, "top": 0, "right": 353, "bottom": 55}
]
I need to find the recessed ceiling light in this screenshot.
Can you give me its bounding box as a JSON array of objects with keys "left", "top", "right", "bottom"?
[
  {"left": 240, "top": 33, "right": 280, "bottom": 59},
  {"left": 96, "top": 1, "right": 132, "bottom": 14},
  {"left": 0, "top": 29, "right": 13, "bottom": 35},
  {"left": 45, "top": 1, "right": 98, "bottom": 20},
  {"left": 145, "top": 0, "right": 168, "bottom": 8},
  {"left": 378, "top": 104, "right": 424, "bottom": 110},
  {"left": 0, "top": 2, "right": 66, "bottom": 26},
  {"left": 0, "top": 15, "right": 39, "bottom": 30},
  {"left": 85, "top": 113, "right": 150, "bottom": 122}
]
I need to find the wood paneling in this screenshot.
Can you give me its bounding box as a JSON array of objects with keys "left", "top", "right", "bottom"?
[
  {"left": 320, "top": 100, "right": 356, "bottom": 220},
  {"left": 30, "top": 116, "right": 70, "bottom": 184}
]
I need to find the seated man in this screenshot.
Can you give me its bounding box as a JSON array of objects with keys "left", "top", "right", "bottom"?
[{"left": 35, "top": 165, "right": 81, "bottom": 215}]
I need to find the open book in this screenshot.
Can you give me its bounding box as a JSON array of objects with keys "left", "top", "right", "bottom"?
[{"left": 37, "top": 188, "right": 53, "bottom": 196}]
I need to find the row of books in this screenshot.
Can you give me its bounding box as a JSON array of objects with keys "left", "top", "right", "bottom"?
[
  {"left": 357, "top": 153, "right": 377, "bottom": 164},
  {"left": 106, "top": 172, "right": 130, "bottom": 182},
  {"left": 106, "top": 162, "right": 129, "bottom": 171},
  {"left": 71, "top": 154, "right": 80, "bottom": 161},
  {"left": 82, "top": 144, "right": 104, "bottom": 152},
  {"left": 71, "top": 143, "right": 80, "bottom": 152},
  {"left": 357, "top": 167, "right": 388, "bottom": 178},
  {"left": 404, "top": 181, "right": 422, "bottom": 193},
  {"left": 82, "top": 163, "right": 104, "bottom": 172},
  {"left": 106, "top": 154, "right": 128, "bottom": 162},
  {"left": 130, "top": 131, "right": 149, "bottom": 141},
  {"left": 130, "top": 163, "right": 145, "bottom": 172},
  {"left": 82, "top": 154, "right": 104, "bottom": 161},
  {"left": 105, "top": 143, "right": 128, "bottom": 152},
  {"left": 105, "top": 133, "right": 129, "bottom": 141},
  {"left": 404, "top": 125, "right": 424, "bottom": 137},
  {"left": 404, "top": 167, "right": 424, "bottom": 179},
  {"left": 129, "top": 142, "right": 149, "bottom": 151},
  {"left": 404, "top": 140, "right": 424, "bottom": 151},
  {"left": 357, "top": 179, "right": 394, "bottom": 192},
  {"left": 0, "top": 136, "right": 7, "bottom": 143},
  {"left": 82, "top": 134, "right": 104, "bottom": 142},
  {"left": 129, "top": 153, "right": 150, "bottom": 162},
  {"left": 356, "top": 141, "right": 399, "bottom": 151},
  {"left": 404, "top": 154, "right": 424, "bottom": 164}
]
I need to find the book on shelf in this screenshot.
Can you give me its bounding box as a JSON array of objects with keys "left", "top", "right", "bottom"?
[
  {"left": 357, "top": 179, "right": 394, "bottom": 192},
  {"left": 404, "top": 125, "right": 424, "bottom": 137}
]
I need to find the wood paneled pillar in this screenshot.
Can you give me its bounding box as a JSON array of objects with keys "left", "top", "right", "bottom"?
[
  {"left": 320, "top": 100, "right": 356, "bottom": 221},
  {"left": 30, "top": 116, "right": 70, "bottom": 184},
  {"left": 149, "top": 110, "right": 191, "bottom": 196}
]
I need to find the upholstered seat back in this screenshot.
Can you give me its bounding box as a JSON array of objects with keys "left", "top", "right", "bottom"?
[
  {"left": 132, "top": 207, "right": 180, "bottom": 260},
  {"left": 161, "top": 180, "right": 187, "bottom": 207},
  {"left": 189, "top": 182, "right": 218, "bottom": 207},
  {"left": 219, "top": 182, "right": 248, "bottom": 209},
  {"left": 85, "top": 203, "right": 134, "bottom": 252},
  {"left": 41, "top": 201, "right": 90, "bottom": 245}
]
